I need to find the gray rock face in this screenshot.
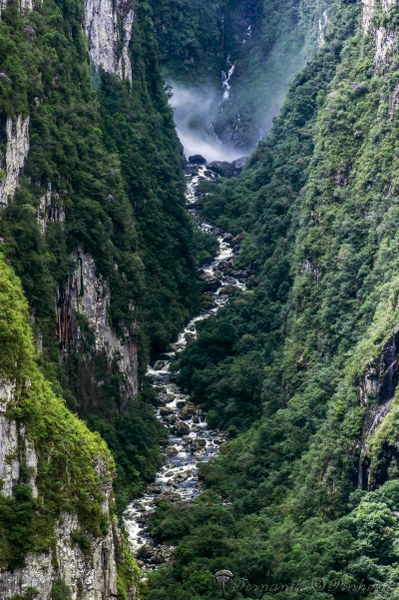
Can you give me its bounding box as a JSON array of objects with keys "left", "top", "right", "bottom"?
[
  {"left": 318, "top": 8, "right": 329, "bottom": 48},
  {"left": 57, "top": 247, "right": 139, "bottom": 409},
  {"left": 85, "top": 0, "right": 135, "bottom": 82},
  {"left": 0, "top": 512, "right": 119, "bottom": 599},
  {"left": 362, "top": 0, "right": 375, "bottom": 33},
  {"left": 362, "top": 0, "right": 399, "bottom": 66},
  {"left": 0, "top": 0, "right": 34, "bottom": 17},
  {"left": 0, "top": 379, "right": 125, "bottom": 599},
  {"left": 0, "top": 116, "right": 30, "bottom": 207},
  {"left": 37, "top": 182, "right": 66, "bottom": 234}
]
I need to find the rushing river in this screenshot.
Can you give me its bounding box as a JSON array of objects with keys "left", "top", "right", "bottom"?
[{"left": 123, "top": 161, "right": 248, "bottom": 571}]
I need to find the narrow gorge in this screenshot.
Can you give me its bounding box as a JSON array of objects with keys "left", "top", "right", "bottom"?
[
  {"left": 123, "top": 160, "right": 248, "bottom": 570},
  {"left": 5, "top": 0, "right": 399, "bottom": 599}
]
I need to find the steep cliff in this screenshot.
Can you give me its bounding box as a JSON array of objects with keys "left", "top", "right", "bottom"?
[
  {"left": 0, "top": 0, "right": 199, "bottom": 513},
  {"left": 0, "top": 0, "right": 201, "bottom": 593},
  {"left": 0, "top": 255, "right": 138, "bottom": 599},
  {"left": 0, "top": 115, "right": 29, "bottom": 207}
]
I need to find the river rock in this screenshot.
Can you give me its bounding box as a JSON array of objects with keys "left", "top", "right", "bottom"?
[
  {"left": 207, "top": 161, "right": 236, "bottom": 177},
  {"left": 162, "top": 415, "right": 177, "bottom": 425},
  {"left": 203, "top": 279, "right": 221, "bottom": 293},
  {"left": 152, "top": 544, "right": 174, "bottom": 564},
  {"left": 154, "top": 394, "right": 167, "bottom": 407},
  {"left": 219, "top": 285, "right": 239, "bottom": 296},
  {"left": 185, "top": 164, "right": 198, "bottom": 175},
  {"left": 188, "top": 154, "right": 207, "bottom": 164},
  {"left": 174, "top": 471, "right": 189, "bottom": 482},
  {"left": 153, "top": 360, "right": 168, "bottom": 370},
  {"left": 174, "top": 421, "right": 190, "bottom": 436},
  {"left": 147, "top": 483, "right": 162, "bottom": 493},
  {"left": 207, "top": 157, "right": 247, "bottom": 177},
  {"left": 165, "top": 446, "right": 179, "bottom": 456},
  {"left": 191, "top": 438, "right": 207, "bottom": 452},
  {"left": 154, "top": 493, "right": 180, "bottom": 506},
  {"left": 137, "top": 545, "right": 154, "bottom": 559},
  {"left": 179, "top": 402, "right": 196, "bottom": 420},
  {"left": 160, "top": 406, "right": 174, "bottom": 416}
]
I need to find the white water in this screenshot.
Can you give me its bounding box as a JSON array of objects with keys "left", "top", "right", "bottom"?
[
  {"left": 123, "top": 164, "right": 248, "bottom": 571},
  {"left": 222, "top": 57, "right": 236, "bottom": 101}
]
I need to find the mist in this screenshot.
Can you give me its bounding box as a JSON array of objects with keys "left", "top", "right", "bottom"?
[{"left": 169, "top": 82, "right": 244, "bottom": 163}]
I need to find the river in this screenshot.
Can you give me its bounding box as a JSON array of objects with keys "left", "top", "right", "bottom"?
[{"left": 122, "top": 160, "right": 248, "bottom": 571}]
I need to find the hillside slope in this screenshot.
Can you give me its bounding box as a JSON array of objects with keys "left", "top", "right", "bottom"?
[
  {"left": 0, "top": 251, "right": 138, "bottom": 598},
  {"left": 144, "top": 0, "right": 399, "bottom": 597},
  {"left": 0, "top": 0, "right": 200, "bottom": 595},
  {"left": 0, "top": 0, "right": 201, "bottom": 512}
]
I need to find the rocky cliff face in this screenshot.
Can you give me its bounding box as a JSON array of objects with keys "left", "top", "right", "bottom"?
[
  {"left": 36, "top": 182, "right": 66, "bottom": 235},
  {"left": 0, "top": 513, "right": 118, "bottom": 600},
  {"left": 0, "top": 0, "right": 33, "bottom": 17},
  {"left": 0, "top": 116, "right": 30, "bottom": 208},
  {"left": 362, "top": 0, "right": 399, "bottom": 66},
  {"left": 85, "top": 0, "right": 135, "bottom": 81},
  {"left": 57, "top": 248, "right": 139, "bottom": 412},
  {"left": 0, "top": 370, "right": 130, "bottom": 599},
  {"left": 0, "top": 380, "right": 38, "bottom": 499},
  {"left": 0, "top": 0, "right": 141, "bottom": 596}
]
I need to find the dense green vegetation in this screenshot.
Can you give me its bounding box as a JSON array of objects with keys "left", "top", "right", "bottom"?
[
  {"left": 149, "top": 0, "right": 227, "bottom": 82},
  {"left": 0, "top": 254, "right": 113, "bottom": 565},
  {"left": 142, "top": 1, "right": 399, "bottom": 597},
  {"left": 7, "top": 0, "right": 399, "bottom": 595},
  {"left": 150, "top": 0, "right": 334, "bottom": 148},
  {"left": 0, "top": 0, "right": 203, "bottom": 513}
]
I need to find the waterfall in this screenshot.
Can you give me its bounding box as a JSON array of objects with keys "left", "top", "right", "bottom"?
[{"left": 221, "top": 56, "right": 236, "bottom": 102}]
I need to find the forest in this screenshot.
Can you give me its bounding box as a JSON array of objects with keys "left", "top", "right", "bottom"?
[{"left": 3, "top": 0, "right": 399, "bottom": 598}]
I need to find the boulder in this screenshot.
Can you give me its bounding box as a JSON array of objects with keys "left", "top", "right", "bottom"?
[
  {"left": 174, "top": 421, "right": 190, "bottom": 436},
  {"left": 188, "top": 154, "right": 207, "bottom": 164},
  {"left": 218, "top": 285, "right": 239, "bottom": 297},
  {"left": 137, "top": 545, "right": 153, "bottom": 559},
  {"left": 154, "top": 493, "right": 179, "bottom": 506},
  {"left": 232, "top": 156, "right": 248, "bottom": 171},
  {"left": 208, "top": 161, "right": 235, "bottom": 177},
  {"left": 179, "top": 403, "right": 196, "bottom": 420},
  {"left": 165, "top": 446, "right": 179, "bottom": 456},
  {"left": 208, "top": 157, "right": 248, "bottom": 177},
  {"left": 153, "top": 360, "right": 167, "bottom": 370}
]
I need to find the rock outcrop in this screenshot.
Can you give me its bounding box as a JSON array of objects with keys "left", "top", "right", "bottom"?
[
  {"left": 37, "top": 182, "right": 66, "bottom": 234},
  {"left": 0, "top": 116, "right": 30, "bottom": 208},
  {"left": 0, "top": 508, "right": 119, "bottom": 600},
  {"left": 85, "top": 0, "right": 135, "bottom": 82},
  {"left": 0, "top": 377, "right": 124, "bottom": 599},
  {"left": 362, "top": 0, "right": 399, "bottom": 66},
  {"left": 318, "top": 9, "right": 329, "bottom": 48},
  {"left": 57, "top": 248, "right": 139, "bottom": 410}
]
